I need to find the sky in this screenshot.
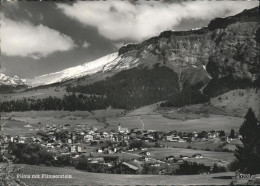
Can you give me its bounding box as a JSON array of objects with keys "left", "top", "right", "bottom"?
[{"left": 0, "top": 0, "right": 258, "bottom": 78}]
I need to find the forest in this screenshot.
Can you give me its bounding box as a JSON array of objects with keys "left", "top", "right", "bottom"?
[{"left": 0, "top": 66, "right": 211, "bottom": 112}]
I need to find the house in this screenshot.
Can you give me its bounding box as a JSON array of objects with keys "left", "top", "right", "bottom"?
[
  {"left": 175, "top": 159, "right": 184, "bottom": 164},
  {"left": 139, "top": 151, "right": 150, "bottom": 156},
  {"left": 220, "top": 136, "right": 230, "bottom": 142},
  {"left": 88, "top": 130, "right": 95, "bottom": 135},
  {"left": 139, "top": 156, "right": 149, "bottom": 161},
  {"left": 84, "top": 134, "right": 93, "bottom": 141},
  {"left": 46, "top": 143, "right": 54, "bottom": 149},
  {"left": 165, "top": 155, "right": 175, "bottom": 161},
  {"left": 70, "top": 145, "right": 76, "bottom": 153},
  {"left": 68, "top": 139, "right": 72, "bottom": 144},
  {"left": 208, "top": 131, "right": 216, "bottom": 139},
  {"left": 192, "top": 153, "right": 204, "bottom": 159},
  {"left": 165, "top": 135, "right": 173, "bottom": 141},
  {"left": 18, "top": 137, "right": 26, "bottom": 144},
  {"left": 180, "top": 155, "right": 189, "bottom": 160},
  {"left": 172, "top": 136, "right": 180, "bottom": 142},
  {"left": 151, "top": 163, "right": 161, "bottom": 167},
  {"left": 178, "top": 139, "right": 186, "bottom": 143},
  {"left": 109, "top": 162, "right": 139, "bottom": 174},
  {"left": 97, "top": 149, "right": 103, "bottom": 153},
  {"left": 193, "top": 131, "right": 198, "bottom": 138},
  {"left": 77, "top": 146, "right": 82, "bottom": 153}
]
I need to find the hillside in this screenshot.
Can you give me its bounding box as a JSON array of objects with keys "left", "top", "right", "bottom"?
[
  {"left": 210, "top": 88, "right": 260, "bottom": 118},
  {"left": 18, "top": 164, "right": 235, "bottom": 185},
  {"left": 66, "top": 7, "right": 259, "bottom": 110}
]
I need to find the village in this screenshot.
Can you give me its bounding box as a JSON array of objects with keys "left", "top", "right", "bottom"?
[{"left": 1, "top": 120, "right": 239, "bottom": 175}]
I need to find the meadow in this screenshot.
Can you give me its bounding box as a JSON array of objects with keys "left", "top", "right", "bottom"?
[
  {"left": 17, "top": 164, "right": 235, "bottom": 185},
  {"left": 107, "top": 114, "right": 243, "bottom": 132}
]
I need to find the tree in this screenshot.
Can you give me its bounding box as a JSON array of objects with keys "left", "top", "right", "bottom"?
[
  {"left": 212, "top": 163, "right": 227, "bottom": 173},
  {"left": 234, "top": 108, "right": 260, "bottom": 174},
  {"left": 229, "top": 129, "right": 235, "bottom": 139},
  {"left": 219, "top": 130, "right": 226, "bottom": 137}
]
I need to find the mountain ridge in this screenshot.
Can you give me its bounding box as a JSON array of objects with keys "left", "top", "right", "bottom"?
[{"left": 1, "top": 7, "right": 259, "bottom": 99}]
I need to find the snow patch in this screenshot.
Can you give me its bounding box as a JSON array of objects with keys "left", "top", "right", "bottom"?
[{"left": 25, "top": 53, "right": 119, "bottom": 87}]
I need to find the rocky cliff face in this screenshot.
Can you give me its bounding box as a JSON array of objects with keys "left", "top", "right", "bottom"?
[{"left": 113, "top": 7, "right": 259, "bottom": 96}]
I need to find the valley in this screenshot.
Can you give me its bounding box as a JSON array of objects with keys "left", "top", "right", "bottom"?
[{"left": 0, "top": 5, "right": 259, "bottom": 185}]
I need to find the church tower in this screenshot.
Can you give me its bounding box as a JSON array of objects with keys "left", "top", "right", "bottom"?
[{"left": 118, "top": 123, "right": 121, "bottom": 133}]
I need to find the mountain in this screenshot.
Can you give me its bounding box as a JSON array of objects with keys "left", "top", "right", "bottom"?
[
  {"left": 22, "top": 7, "right": 259, "bottom": 93},
  {"left": 115, "top": 7, "right": 259, "bottom": 97},
  {"left": 24, "top": 53, "right": 119, "bottom": 87},
  {"left": 0, "top": 73, "right": 25, "bottom": 86},
  {"left": 66, "top": 7, "right": 259, "bottom": 109},
  {"left": 1, "top": 7, "right": 259, "bottom": 113}
]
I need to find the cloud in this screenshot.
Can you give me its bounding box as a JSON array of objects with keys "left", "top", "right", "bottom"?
[
  {"left": 57, "top": 1, "right": 258, "bottom": 42},
  {"left": 113, "top": 42, "right": 124, "bottom": 50},
  {"left": 82, "top": 41, "right": 90, "bottom": 48},
  {"left": 1, "top": 16, "right": 76, "bottom": 59}
]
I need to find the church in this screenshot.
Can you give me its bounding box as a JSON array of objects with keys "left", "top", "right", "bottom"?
[{"left": 118, "top": 123, "right": 129, "bottom": 133}]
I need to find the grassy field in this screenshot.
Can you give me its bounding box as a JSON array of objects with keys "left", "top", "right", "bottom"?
[
  {"left": 107, "top": 114, "right": 243, "bottom": 132},
  {"left": 90, "top": 147, "right": 235, "bottom": 167},
  {"left": 0, "top": 118, "right": 104, "bottom": 136},
  {"left": 1, "top": 104, "right": 244, "bottom": 136},
  {"left": 210, "top": 88, "right": 260, "bottom": 118},
  {"left": 0, "top": 86, "right": 67, "bottom": 101},
  {"left": 146, "top": 148, "right": 234, "bottom": 163},
  {"left": 0, "top": 120, "right": 38, "bottom": 136},
  {"left": 1, "top": 109, "right": 126, "bottom": 136},
  {"left": 160, "top": 140, "right": 225, "bottom": 151},
  {"left": 17, "top": 164, "right": 235, "bottom": 185},
  {"left": 97, "top": 102, "right": 244, "bottom": 132}
]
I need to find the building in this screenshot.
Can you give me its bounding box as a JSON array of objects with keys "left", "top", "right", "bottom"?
[
  {"left": 77, "top": 146, "right": 82, "bottom": 153},
  {"left": 118, "top": 124, "right": 129, "bottom": 133},
  {"left": 165, "top": 155, "right": 175, "bottom": 161},
  {"left": 84, "top": 134, "right": 93, "bottom": 141},
  {"left": 165, "top": 135, "right": 173, "bottom": 141},
  {"left": 70, "top": 145, "right": 76, "bottom": 153},
  {"left": 139, "top": 151, "right": 151, "bottom": 156},
  {"left": 109, "top": 162, "right": 139, "bottom": 174},
  {"left": 192, "top": 153, "right": 204, "bottom": 158}
]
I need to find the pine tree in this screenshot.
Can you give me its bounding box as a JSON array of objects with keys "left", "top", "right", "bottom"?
[
  {"left": 229, "top": 129, "right": 235, "bottom": 139},
  {"left": 235, "top": 108, "right": 260, "bottom": 174}
]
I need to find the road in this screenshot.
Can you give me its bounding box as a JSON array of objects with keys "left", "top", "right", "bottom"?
[{"left": 138, "top": 116, "right": 145, "bottom": 130}]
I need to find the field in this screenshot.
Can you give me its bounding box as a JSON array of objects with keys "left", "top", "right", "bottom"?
[
  {"left": 1, "top": 109, "right": 125, "bottom": 136},
  {"left": 210, "top": 88, "right": 260, "bottom": 118},
  {"left": 1, "top": 102, "right": 244, "bottom": 136},
  {"left": 0, "top": 120, "right": 38, "bottom": 136},
  {"left": 107, "top": 114, "right": 243, "bottom": 133},
  {"left": 17, "top": 164, "right": 235, "bottom": 185},
  {"left": 88, "top": 147, "right": 235, "bottom": 168},
  {"left": 0, "top": 86, "right": 67, "bottom": 101}
]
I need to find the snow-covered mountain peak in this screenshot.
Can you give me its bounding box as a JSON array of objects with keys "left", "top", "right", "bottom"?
[{"left": 24, "top": 52, "right": 120, "bottom": 87}]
